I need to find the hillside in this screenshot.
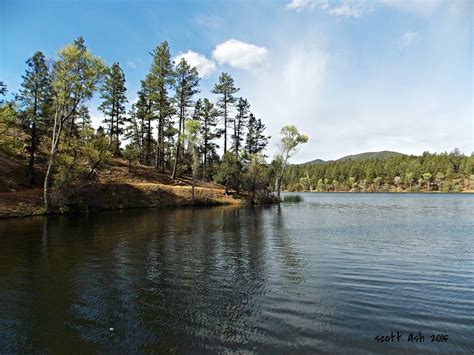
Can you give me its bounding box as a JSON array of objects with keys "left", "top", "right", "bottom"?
[
  {"left": 337, "top": 151, "right": 406, "bottom": 161},
  {"left": 302, "top": 150, "right": 405, "bottom": 165},
  {"left": 0, "top": 152, "right": 242, "bottom": 218}
]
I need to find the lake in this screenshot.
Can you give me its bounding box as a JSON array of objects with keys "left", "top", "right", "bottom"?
[{"left": 0, "top": 193, "right": 473, "bottom": 353}]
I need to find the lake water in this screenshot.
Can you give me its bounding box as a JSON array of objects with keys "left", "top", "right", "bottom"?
[{"left": 0, "top": 193, "right": 473, "bottom": 353}]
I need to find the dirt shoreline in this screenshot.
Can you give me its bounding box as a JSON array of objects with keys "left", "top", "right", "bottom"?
[{"left": 0, "top": 183, "right": 243, "bottom": 219}]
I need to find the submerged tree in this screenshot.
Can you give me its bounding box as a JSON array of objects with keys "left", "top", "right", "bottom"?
[
  {"left": 212, "top": 72, "right": 239, "bottom": 154},
  {"left": 16, "top": 51, "right": 52, "bottom": 185},
  {"left": 43, "top": 38, "right": 106, "bottom": 213}
]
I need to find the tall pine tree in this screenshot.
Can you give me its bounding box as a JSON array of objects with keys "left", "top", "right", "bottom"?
[
  {"left": 212, "top": 73, "right": 239, "bottom": 154},
  {"left": 245, "top": 113, "right": 269, "bottom": 156},
  {"left": 232, "top": 97, "right": 250, "bottom": 158},
  {"left": 16, "top": 51, "right": 52, "bottom": 185},
  {"left": 171, "top": 58, "right": 200, "bottom": 180},
  {"left": 195, "top": 98, "right": 220, "bottom": 180},
  {"left": 143, "top": 42, "right": 175, "bottom": 171},
  {"left": 98, "top": 62, "right": 128, "bottom": 155}
]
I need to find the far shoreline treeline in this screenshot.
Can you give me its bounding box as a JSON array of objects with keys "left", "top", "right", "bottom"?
[{"left": 283, "top": 149, "right": 474, "bottom": 193}]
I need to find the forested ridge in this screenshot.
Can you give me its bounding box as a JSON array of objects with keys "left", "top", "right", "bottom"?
[{"left": 284, "top": 150, "right": 474, "bottom": 192}]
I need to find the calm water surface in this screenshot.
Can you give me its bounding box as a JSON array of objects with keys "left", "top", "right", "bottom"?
[{"left": 0, "top": 193, "right": 473, "bottom": 353}]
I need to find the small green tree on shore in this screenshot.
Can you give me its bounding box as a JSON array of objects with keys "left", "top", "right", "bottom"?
[{"left": 274, "top": 125, "right": 308, "bottom": 198}]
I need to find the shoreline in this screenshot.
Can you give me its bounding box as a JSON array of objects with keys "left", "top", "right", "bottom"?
[
  {"left": 0, "top": 183, "right": 244, "bottom": 219},
  {"left": 283, "top": 190, "right": 474, "bottom": 194}
]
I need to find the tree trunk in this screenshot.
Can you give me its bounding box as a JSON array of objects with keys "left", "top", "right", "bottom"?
[
  {"left": 146, "top": 117, "right": 151, "bottom": 165},
  {"left": 44, "top": 135, "right": 60, "bottom": 214},
  {"left": 172, "top": 113, "right": 182, "bottom": 180},
  {"left": 192, "top": 173, "right": 196, "bottom": 205},
  {"left": 203, "top": 138, "right": 207, "bottom": 181},
  {"left": 223, "top": 93, "right": 227, "bottom": 154},
  {"left": 277, "top": 177, "right": 282, "bottom": 199},
  {"left": 27, "top": 122, "right": 36, "bottom": 185},
  {"left": 115, "top": 115, "right": 120, "bottom": 155},
  {"left": 252, "top": 176, "right": 256, "bottom": 203},
  {"left": 128, "top": 159, "right": 131, "bottom": 173},
  {"left": 155, "top": 117, "right": 160, "bottom": 169}
]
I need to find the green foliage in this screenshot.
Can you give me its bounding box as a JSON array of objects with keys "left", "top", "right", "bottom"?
[
  {"left": 212, "top": 72, "right": 239, "bottom": 153},
  {"left": 232, "top": 97, "right": 250, "bottom": 157},
  {"left": 16, "top": 51, "right": 53, "bottom": 129},
  {"left": 244, "top": 153, "right": 270, "bottom": 202},
  {"left": 123, "top": 144, "right": 139, "bottom": 169},
  {"left": 99, "top": 62, "right": 128, "bottom": 154},
  {"left": 44, "top": 37, "right": 107, "bottom": 212},
  {"left": 283, "top": 150, "right": 474, "bottom": 192},
  {"left": 274, "top": 125, "right": 309, "bottom": 196},
  {"left": 0, "top": 101, "right": 22, "bottom": 154},
  {"left": 215, "top": 152, "right": 242, "bottom": 193},
  {"left": 245, "top": 113, "right": 270, "bottom": 156},
  {"left": 0, "top": 81, "right": 7, "bottom": 100},
  {"left": 283, "top": 194, "right": 303, "bottom": 203},
  {"left": 195, "top": 98, "right": 220, "bottom": 179},
  {"left": 171, "top": 58, "right": 200, "bottom": 179}
]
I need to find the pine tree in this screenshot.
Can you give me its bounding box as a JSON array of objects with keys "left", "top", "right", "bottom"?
[
  {"left": 98, "top": 62, "right": 128, "bottom": 155},
  {"left": 245, "top": 113, "right": 269, "bottom": 156},
  {"left": 124, "top": 103, "right": 143, "bottom": 156},
  {"left": 0, "top": 81, "right": 7, "bottom": 101},
  {"left": 196, "top": 98, "right": 220, "bottom": 180},
  {"left": 44, "top": 37, "right": 106, "bottom": 213},
  {"left": 212, "top": 72, "right": 239, "bottom": 154},
  {"left": 232, "top": 97, "right": 250, "bottom": 158},
  {"left": 142, "top": 42, "right": 175, "bottom": 171},
  {"left": 16, "top": 51, "right": 52, "bottom": 185},
  {"left": 171, "top": 58, "right": 200, "bottom": 180},
  {"left": 77, "top": 105, "right": 92, "bottom": 137},
  {"left": 135, "top": 85, "right": 153, "bottom": 164}
]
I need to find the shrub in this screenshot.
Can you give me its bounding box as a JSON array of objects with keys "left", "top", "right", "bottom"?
[{"left": 283, "top": 194, "right": 303, "bottom": 203}]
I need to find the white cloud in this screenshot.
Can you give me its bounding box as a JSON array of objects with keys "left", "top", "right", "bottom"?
[
  {"left": 173, "top": 50, "right": 216, "bottom": 78},
  {"left": 193, "top": 14, "right": 224, "bottom": 29},
  {"left": 327, "top": 2, "right": 370, "bottom": 17},
  {"left": 242, "top": 42, "right": 329, "bottom": 161},
  {"left": 286, "top": 0, "right": 372, "bottom": 17},
  {"left": 399, "top": 31, "right": 420, "bottom": 48},
  {"left": 287, "top": 0, "right": 443, "bottom": 17},
  {"left": 287, "top": 0, "right": 317, "bottom": 12},
  {"left": 126, "top": 61, "right": 137, "bottom": 69},
  {"left": 212, "top": 39, "right": 269, "bottom": 70},
  {"left": 380, "top": 0, "right": 443, "bottom": 15}
]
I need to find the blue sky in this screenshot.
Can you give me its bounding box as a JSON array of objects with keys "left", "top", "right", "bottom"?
[{"left": 1, "top": 0, "right": 472, "bottom": 162}]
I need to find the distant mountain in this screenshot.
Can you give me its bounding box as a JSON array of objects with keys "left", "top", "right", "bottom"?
[
  {"left": 337, "top": 151, "right": 405, "bottom": 161},
  {"left": 302, "top": 151, "right": 405, "bottom": 165},
  {"left": 302, "top": 158, "right": 327, "bottom": 165}
]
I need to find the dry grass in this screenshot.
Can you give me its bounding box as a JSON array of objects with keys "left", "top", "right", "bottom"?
[{"left": 0, "top": 154, "right": 240, "bottom": 218}]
